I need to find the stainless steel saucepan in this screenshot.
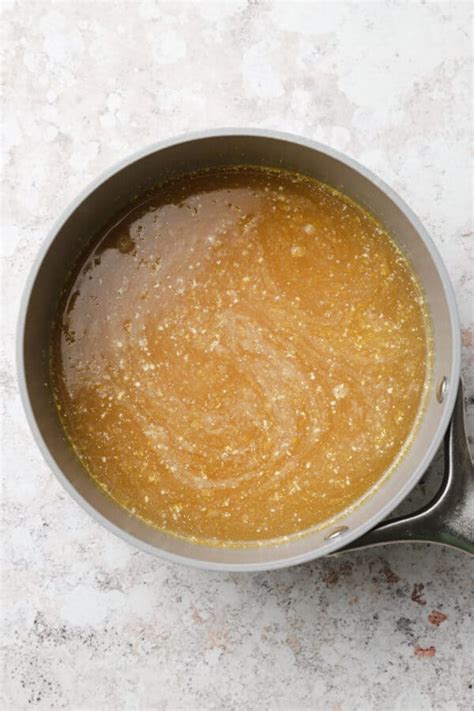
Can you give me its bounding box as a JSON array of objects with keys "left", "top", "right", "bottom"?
[{"left": 17, "top": 129, "right": 474, "bottom": 569}]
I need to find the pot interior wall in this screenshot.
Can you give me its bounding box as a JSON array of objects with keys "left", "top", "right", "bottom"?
[{"left": 21, "top": 133, "right": 459, "bottom": 568}]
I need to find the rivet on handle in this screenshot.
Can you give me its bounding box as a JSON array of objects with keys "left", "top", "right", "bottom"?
[
  {"left": 437, "top": 376, "right": 448, "bottom": 403},
  {"left": 325, "top": 525, "right": 349, "bottom": 541}
]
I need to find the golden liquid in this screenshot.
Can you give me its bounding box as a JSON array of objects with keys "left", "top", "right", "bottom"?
[{"left": 51, "top": 167, "right": 430, "bottom": 544}]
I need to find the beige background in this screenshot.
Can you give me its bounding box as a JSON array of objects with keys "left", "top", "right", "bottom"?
[{"left": 2, "top": 2, "right": 473, "bottom": 710}]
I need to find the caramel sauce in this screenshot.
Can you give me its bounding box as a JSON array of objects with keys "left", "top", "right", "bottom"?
[{"left": 51, "top": 167, "right": 430, "bottom": 544}]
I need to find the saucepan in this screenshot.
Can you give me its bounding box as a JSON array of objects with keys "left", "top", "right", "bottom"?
[{"left": 17, "top": 129, "right": 474, "bottom": 569}]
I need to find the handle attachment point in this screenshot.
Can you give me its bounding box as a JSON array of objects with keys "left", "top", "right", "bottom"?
[{"left": 337, "top": 381, "right": 474, "bottom": 555}]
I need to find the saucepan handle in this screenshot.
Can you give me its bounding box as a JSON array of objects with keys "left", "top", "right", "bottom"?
[{"left": 339, "top": 380, "right": 474, "bottom": 555}]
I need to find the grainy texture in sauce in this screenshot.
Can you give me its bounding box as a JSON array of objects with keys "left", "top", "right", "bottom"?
[{"left": 51, "top": 167, "right": 430, "bottom": 544}]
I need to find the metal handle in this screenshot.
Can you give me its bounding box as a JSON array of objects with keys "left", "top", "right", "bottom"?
[{"left": 339, "top": 380, "right": 474, "bottom": 555}]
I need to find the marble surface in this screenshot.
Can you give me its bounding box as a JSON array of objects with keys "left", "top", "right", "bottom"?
[{"left": 2, "top": 2, "right": 473, "bottom": 709}]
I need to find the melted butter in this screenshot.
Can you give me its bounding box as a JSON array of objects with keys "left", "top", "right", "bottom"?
[{"left": 51, "top": 166, "right": 431, "bottom": 545}]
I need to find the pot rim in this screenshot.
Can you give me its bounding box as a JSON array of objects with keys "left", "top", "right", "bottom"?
[{"left": 16, "top": 127, "right": 461, "bottom": 570}]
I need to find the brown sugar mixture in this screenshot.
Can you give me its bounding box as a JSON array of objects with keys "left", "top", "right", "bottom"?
[{"left": 51, "top": 166, "right": 430, "bottom": 545}]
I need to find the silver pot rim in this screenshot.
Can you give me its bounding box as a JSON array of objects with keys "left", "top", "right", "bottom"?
[{"left": 16, "top": 127, "right": 461, "bottom": 570}]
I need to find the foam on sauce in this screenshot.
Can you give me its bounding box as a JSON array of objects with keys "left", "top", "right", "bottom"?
[{"left": 51, "top": 167, "right": 430, "bottom": 545}]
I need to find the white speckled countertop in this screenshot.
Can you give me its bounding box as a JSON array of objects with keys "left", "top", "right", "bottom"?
[{"left": 2, "top": 2, "right": 473, "bottom": 709}]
